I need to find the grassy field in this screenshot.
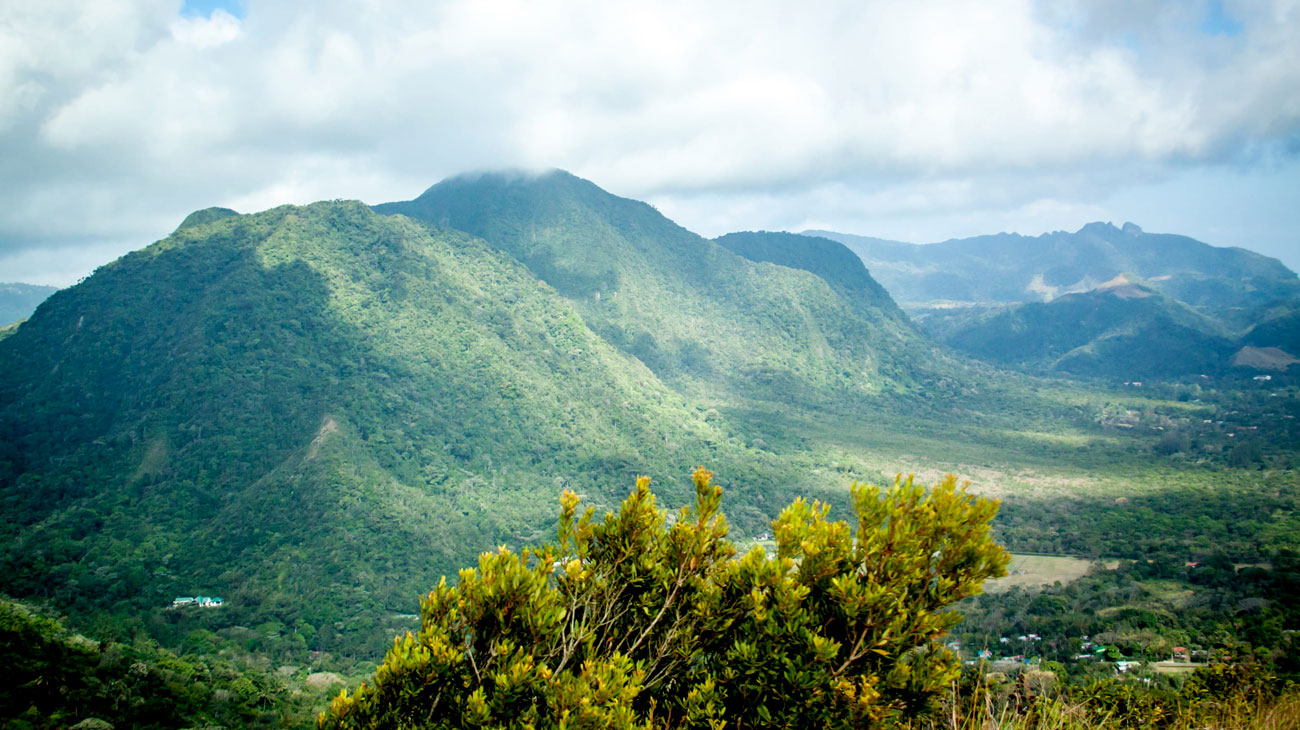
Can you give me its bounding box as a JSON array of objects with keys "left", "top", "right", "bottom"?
[{"left": 985, "top": 554, "right": 1117, "bottom": 592}]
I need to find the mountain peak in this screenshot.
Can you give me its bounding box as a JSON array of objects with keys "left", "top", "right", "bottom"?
[
  {"left": 175, "top": 206, "right": 239, "bottom": 233},
  {"left": 1122, "top": 222, "right": 1143, "bottom": 235},
  {"left": 445, "top": 166, "right": 572, "bottom": 185},
  {"left": 411, "top": 168, "right": 585, "bottom": 200},
  {"left": 1078, "top": 221, "right": 1120, "bottom": 235}
]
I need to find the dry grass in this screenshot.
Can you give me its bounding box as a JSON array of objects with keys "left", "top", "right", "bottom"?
[
  {"left": 906, "top": 687, "right": 1300, "bottom": 730},
  {"left": 985, "top": 555, "right": 1114, "bottom": 592}
]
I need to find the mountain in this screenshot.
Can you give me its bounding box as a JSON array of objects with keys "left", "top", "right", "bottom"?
[
  {"left": 808, "top": 222, "right": 1300, "bottom": 323},
  {"left": 175, "top": 205, "right": 239, "bottom": 231},
  {"left": 926, "top": 276, "right": 1238, "bottom": 379},
  {"left": 1227, "top": 301, "right": 1300, "bottom": 372},
  {"left": 713, "top": 230, "right": 906, "bottom": 320},
  {"left": 799, "top": 223, "right": 1300, "bottom": 379},
  {"left": 0, "top": 282, "right": 58, "bottom": 326},
  {"left": 0, "top": 171, "right": 935, "bottom": 657},
  {"left": 0, "top": 199, "right": 749, "bottom": 653},
  {"left": 375, "top": 170, "right": 934, "bottom": 405},
  {"left": 1242, "top": 300, "right": 1300, "bottom": 354}
]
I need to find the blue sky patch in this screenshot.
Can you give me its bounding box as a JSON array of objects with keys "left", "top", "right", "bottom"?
[
  {"left": 181, "top": 0, "right": 244, "bottom": 19},
  {"left": 1200, "top": 0, "right": 1243, "bottom": 36}
]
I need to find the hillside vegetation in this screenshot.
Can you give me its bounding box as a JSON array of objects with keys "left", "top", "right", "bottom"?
[
  {"left": 1, "top": 171, "right": 1297, "bottom": 727},
  {"left": 2, "top": 172, "right": 964, "bottom": 662},
  {"left": 0, "top": 597, "right": 325, "bottom": 729},
  {"left": 376, "top": 171, "right": 936, "bottom": 407},
  {"left": 923, "top": 278, "right": 1237, "bottom": 379},
  {"left": 0, "top": 198, "right": 805, "bottom": 659}
]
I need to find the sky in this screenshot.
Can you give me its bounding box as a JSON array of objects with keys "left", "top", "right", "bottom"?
[{"left": 1, "top": 0, "right": 1298, "bottom": 286}]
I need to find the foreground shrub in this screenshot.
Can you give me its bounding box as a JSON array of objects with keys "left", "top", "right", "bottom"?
[{"left": 320, "top": 468, "right": 1009, "bottom": 729}]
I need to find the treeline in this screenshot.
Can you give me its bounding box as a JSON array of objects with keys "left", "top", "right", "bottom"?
[{"left": 0, "top": 597, "right": 329, "bottom": 729}]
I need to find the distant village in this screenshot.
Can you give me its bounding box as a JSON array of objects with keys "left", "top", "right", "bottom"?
[{"left": 949, "top": 635, "right": 1211, "bottom": 679}]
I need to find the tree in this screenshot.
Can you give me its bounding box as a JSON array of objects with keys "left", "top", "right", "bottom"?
[{"left": 319, "top": 468, "right": 1009, "bottom": 729}]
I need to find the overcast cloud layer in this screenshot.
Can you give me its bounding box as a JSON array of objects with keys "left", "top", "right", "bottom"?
[{"left": 2, "top": 0, "right": 1298, "bottom": 285}]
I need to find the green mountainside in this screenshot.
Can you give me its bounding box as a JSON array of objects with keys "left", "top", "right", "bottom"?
[
  {"left": 375, "top": 171, "right": 937, "bottom": 407},
  {"left": 924, "top": 277, "right": 1238, "bottom": 378},
  {"left": 808, "top": 222, "right": 1300, "bottom": 322},
  {"left": 713, "top": 230, "right": 906, "bottom": 320},
  {"left": 175, "top": 206, "right": 240, "bottom": 232},
  {"left": 0, "top": 282, "right": 59, "bottom": 327},
  {"left": 1244, "top": 300, "right": 1300, "bottom": 353},
  {"left": 1, "top": 172, "right": 949, "bottom": 660},
  {"left": 0, "top": 199, "right": 800, "bottom": 655}
]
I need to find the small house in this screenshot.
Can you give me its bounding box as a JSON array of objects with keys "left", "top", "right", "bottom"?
[{"left": 172, "top": 595, "right": 224, "bottom": 608}]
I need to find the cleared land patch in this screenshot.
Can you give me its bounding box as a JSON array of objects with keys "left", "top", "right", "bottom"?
[{"left": 985, "top": 554, "right": 1115, "bottom": 592}]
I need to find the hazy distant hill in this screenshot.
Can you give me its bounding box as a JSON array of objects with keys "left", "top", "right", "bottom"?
[
  {"left": 798, "top": 223, "right": 1300, "bottom": 378},
  {"left": 0, "top": 282, "right": 58, "bottom": 326},
  {"left": 1243, "top": 300, "right": 1300, "bottom": 354},
  {"left": 0, "top": 171, "right": 941, "bottom": 656},
  {"left": 925, "top": 276, "right": 1238, "bottom": 378},
  {"left": 808, "top": 222, "right": 1300, "bottom": 323}
]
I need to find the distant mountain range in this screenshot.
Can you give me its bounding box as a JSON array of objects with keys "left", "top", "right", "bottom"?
[
  {"left": 0, "top": 282, "right": 58, "bottom": 327},
  {"left": 803, "top": 224, "right": 1300, "bottom": 379},
  {"left": 808, "top": 223, "right": 1298, "bottom": 322}
]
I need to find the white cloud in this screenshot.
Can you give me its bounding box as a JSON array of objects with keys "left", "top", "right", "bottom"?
[
  {"left": 170, "top": 8, "right": 240, "bottom": 48},
  {"left": 1, "top": 0, "right": 1298, "bottom": 283}
]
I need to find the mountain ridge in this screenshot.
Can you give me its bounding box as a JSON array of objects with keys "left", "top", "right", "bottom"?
[
  {"left": 919, "top": 278, "right": 1244, "bottom": 378},
  {"left": 805, "top": 223, "right": 1299, "bottom": 321},
  {"left": 375, "top": 170, "right": 939, "bottom": 406}
]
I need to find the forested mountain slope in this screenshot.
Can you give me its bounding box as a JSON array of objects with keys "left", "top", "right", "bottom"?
[
  {"left": 375, "top": 171, "right": 939, "bottom": 406},
  {"left": 1244, "top": 300, "right": 1300, "bottom": 354},
  {"left": 0, "top": 200, "right": 812, "bottom": 655},
  {"left": 713, "top": 230, "right": 906, "bottom": 320},
  {"left": 0, "top": 172, "right": 950, "bottom": 658},
  {"left": 925, "top": 277, "right": 1238, "bottom": 378}
]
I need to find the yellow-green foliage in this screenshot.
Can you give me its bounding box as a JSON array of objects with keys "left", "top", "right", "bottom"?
[{"left": 320, "top": 469, "right": 1009, "bottom": 729}]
